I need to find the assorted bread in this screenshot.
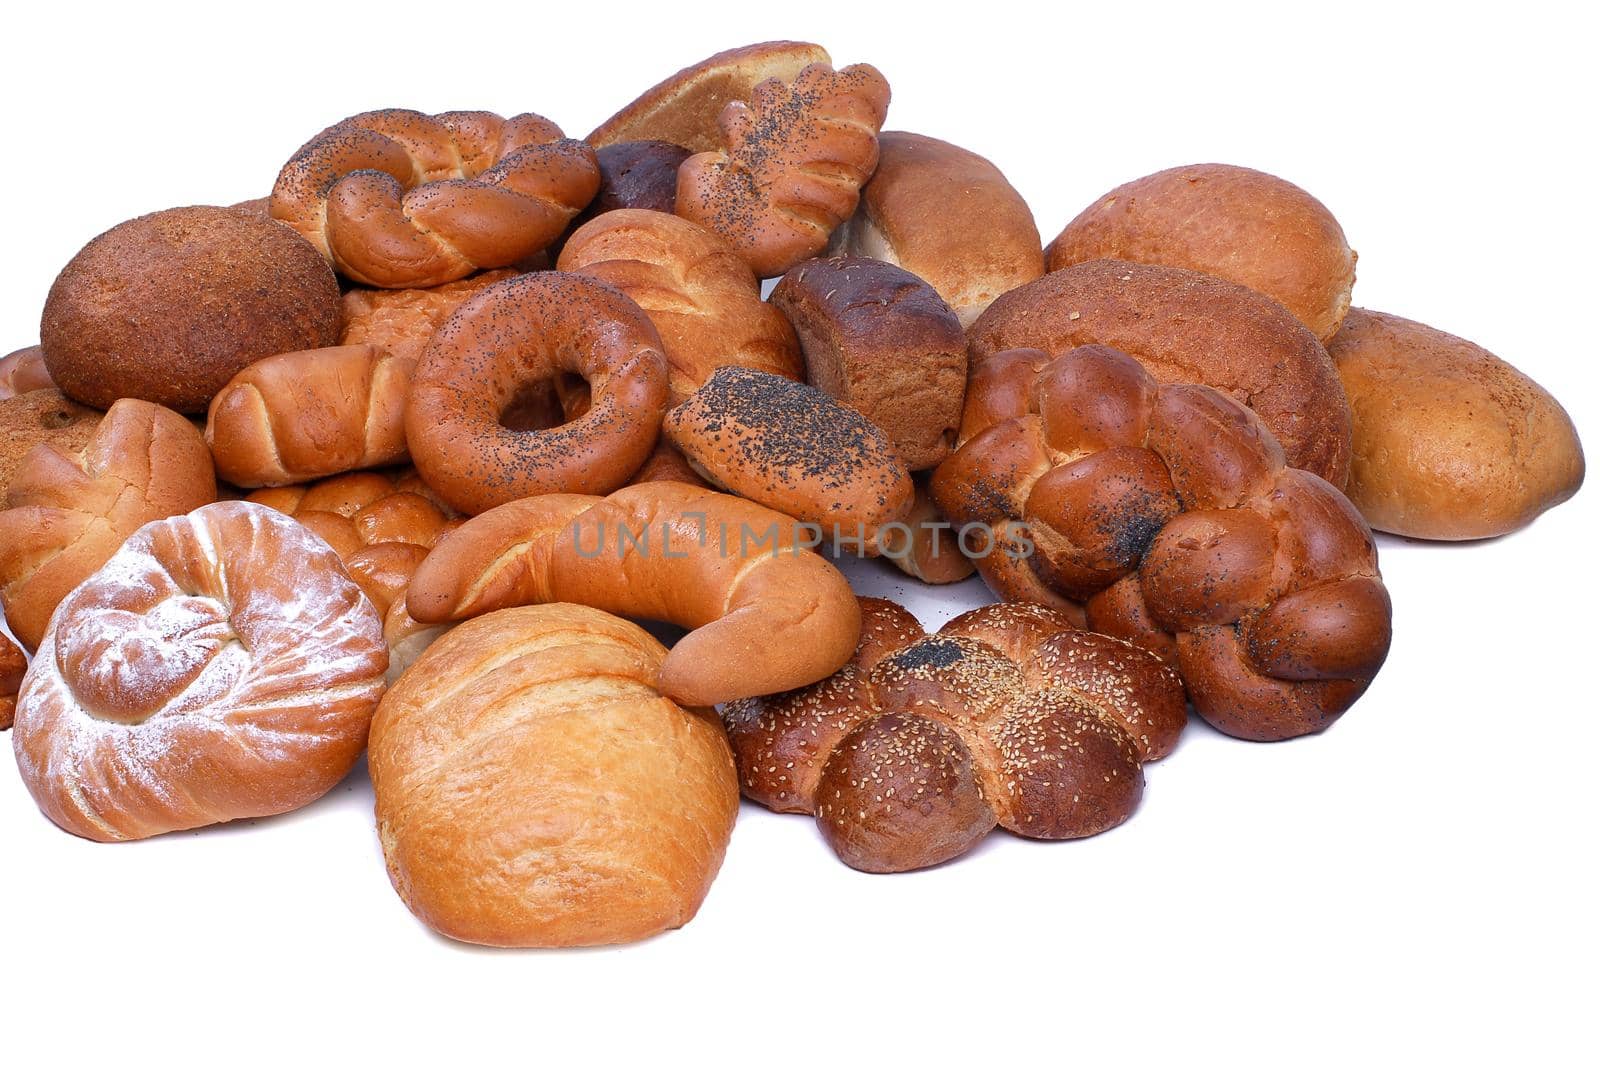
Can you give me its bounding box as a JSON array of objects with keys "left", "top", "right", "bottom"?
[{"left": 0, "top": 39, "right": 1585, "bottom": 947}]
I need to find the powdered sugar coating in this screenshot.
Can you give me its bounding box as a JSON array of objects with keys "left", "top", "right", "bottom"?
[{"left": 12, "top": 501, "right": 388, "bottom": 841}]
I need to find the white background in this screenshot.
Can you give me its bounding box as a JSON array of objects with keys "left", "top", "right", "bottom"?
[{"left": 2, "top": 2, "right": 1596, "bottom": 1067}]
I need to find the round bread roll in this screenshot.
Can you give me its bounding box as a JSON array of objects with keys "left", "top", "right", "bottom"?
[
  {"left": 1, "top": 389, "right": 101, "bottom": 502},
  {"left": 770, "top": 255, "right": 966, "bottom": 470},
  {"left": 574, "top": 141, "right": 693, "bottom": 227},
  {"left": 1046, "top": 164, "right": 1356, "bottom": 342},
  {"left": 370, "top": 604, "right": 738, "bottom": 947},
  {"left": 40, "top": 206, "right": 341, "bottom": 413},
  {"left": 968, "top": 259, "right": 1353, "bottom": 487},
  {"left": 1, "top": 630, "right": 23, "bottom": 732},
  {"left": 1327, "top": 308, "right": 1584, "bottom": 539},
  {"left": 832, "top": 131, "right": 1044, "bottom": 326},
  {"left": 0, "top": 346, "right": 54, "bottom": 401},
  {"left": 11, "top": 501, "right": 388, "bottom": 842}
]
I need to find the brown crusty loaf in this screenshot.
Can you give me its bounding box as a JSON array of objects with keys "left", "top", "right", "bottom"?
[
  {"left": 370, "top": 604, "right": 738, "bottom": 947},
  {"left": 1, "top": 390, "right": 102, "bottom": 503},
  {"left": 12, "top": 501, "right": 388, "bottom": 842},
  {"left": 206, "top": 345, "right": 411, "bottom": 487},
  {"left": 1, "top": 630, "right": 23, "bottom": 731},
  {"left": 1046, "top": 164, "right": 1357, "bottom": 342},
  {"left": 571, "top": 141, "right": 693, "bottom": 230},
  {"left": 340, "top": 270, "right": 519, "bottom": 365},
  {"left": 557, "top": 210, "right": 801, "bottom": 403},
  {"left": 41, "top": 206, "right": 341, "bottom": 413},
  {"left": 933, "top": 344, "right": 1391, "bottom": 742},
  {"left": 1327, "top": 308, "right": 1584, "bottom": 539},
  {"left": 770, "top": 255, "right": 966, "bottom": 470},
  {"left": 407, "top": 481, "right": 861, "bottom": 707},
  {"left": 0, "top": 399, "right": 217, "bottom": 652},
  {"left": 724, "top": 597, "right": 1183, "bottom": 872},
  {"left": 663, "top": 366, "right": 914, "bottom": 545},
  {"left": 588, "top": 40, "right": 831, "bottom": 152},
  {"left": 0, "top": 347, "right": 53, "bottom": 400},
  {"left": 832, "top": 132, "right": 1044, "bottom": 326},
  {"left": 271, "top": 110, "right": 599, "bottom": 289},
  {"left": 676, "top": 62, "right": 891, "bottom": 277},
  {"left": 968, "top": 259, "right": 1353, "bottom": 487}
]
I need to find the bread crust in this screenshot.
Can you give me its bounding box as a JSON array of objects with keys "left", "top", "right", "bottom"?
[
  {"left": 0, "top": 630, "right": 22, "bottom": 731},
  {"left": 557, "top": 210, "right": 801, "bottom": 402},
  {"left": 0, "top": 399, "right": 216, "bottom": 651},
  {"left": 0, "top": 347, "right": 53, "bottom": 401},
  {"left": 588, "top": 41, "right": 830, "bottom": 152},
  {"left": 834, "top": 132, "right": 1044, "bottom": 326},
  {"left": 406, "top": 481, "right": 861, "bottom": 706},
  {"left": 968, "top": 259, "right": 1353, "bottom": 487},
  {"left": 1046, "top": 163, "right": 1356, "bottom": 342},
  {"left": 1328, "top": 308, "right": 1584, "bottom": 539},
  {"left": 771, "top": 255, "right": 966, "bottom": 470},
  {"left": 0, "top": 390, "right": 101, "bottom": 503},
  {"left": 41, "top": 206, "right": 341, "bottom": 413},
  {"left": 340, "top": 270, "right": 520, "bottom": 366}
]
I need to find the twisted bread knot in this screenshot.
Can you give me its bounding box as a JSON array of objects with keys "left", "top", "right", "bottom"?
[
  {"left": 270, "top": 109, "right": 600, "bottom": 288},
  {"left": 676, "top": 63, "right": 890, "bottom": 277},
  {"left": 932, "top": 345, "right": 1392, "bottom": 741}
]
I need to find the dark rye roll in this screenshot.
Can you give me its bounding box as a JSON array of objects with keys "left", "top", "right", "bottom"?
[
  {"left": 770, "top": 256, "right": 966, "bottom": 471},
  {"left": 663, "top": 366, "right": 913, "bottom": 547}
]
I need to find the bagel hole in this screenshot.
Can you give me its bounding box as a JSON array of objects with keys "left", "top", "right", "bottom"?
[{"left": 500, "top": 375, "right": 590, "bottom": 431}]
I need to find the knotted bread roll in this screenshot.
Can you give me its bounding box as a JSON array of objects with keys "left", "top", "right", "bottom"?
[
  {"left": 933, "top": 345, "right": 1392, "bottom": 741},
  {"left": 12, "top": 501, "right": 388, "bottom": 841}
]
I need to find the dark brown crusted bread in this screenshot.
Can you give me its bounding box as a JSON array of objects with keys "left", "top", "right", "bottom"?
[
  {"left": 967, "top": 259, "right": 1353, "bottom": 487},
  {"left": 663, "top": 366, "right": 913, "bottom": 543},
  {"left": 40, "top": 206, "right": 341, "bottom": 413},
  {"left": 771, "top": 256, "right": 966, "bottom": 470},
  {"left": 575, "top": 141, "right": 692, "bottom": 225}
]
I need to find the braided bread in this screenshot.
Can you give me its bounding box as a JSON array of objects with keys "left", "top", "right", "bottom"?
[
  {"left": 724, "top": 598, "right": 1184, "bottom": 872},
  {"left": 0, "top": 399, "right": 217, "bottom": 651},
  {"left": 0, "top": 346, "right": 52, "bottom": 400},
  {"left": 12, "top": 501, "right": 387, "bottom": 841},
  {"left": 1, "top": 630, "right": 22, "bottom": 731},
  {"left": 676, "top": 62, "right": 891, "bottom": 277},
  {"left": 406, "top": 481, "right": 861, "bottom": 707},
  {"left": 932, "top": 345, "right": 1392, "bottom": 741},
  {"left": 556, "top": 209, "right": 801, "bottom": 403},
  {"left": 271, "top": 110, "right": 600, "bottom": 288}
]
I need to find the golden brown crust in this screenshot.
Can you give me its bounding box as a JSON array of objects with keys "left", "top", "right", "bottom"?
[
  {"left": 1047, "top": 164, "right": 1357, "bottom": 342},
  {"left": 405, "top": 272, "right": 670, "bottom": 515},
  {"left": 0, "top": 390, "right": 102, "bottom": 503},
  {"left": 340, "top": 270, "right": 519, "bottom": 366},
  {"left": 370, "top": 604, "right": 738, "bottom": 947},
  {"left": 406, "top": 482, "right": 861, "bottom": 707},
  {"left": 0, "top": 630, "right": 23, "bottom": 731},
  {"left": 41, "top": 206, "right": 341, "bottom": 413},
  {"left": 0, "top": 347, "right": 54, "bottom": 401},
  {"left": 271, "top": 110, "right": 599, "bottom": 288},
  {"left": 0, "top": 399, "right": 217, "bottom": 651},
  {"left": 968, "top": 259, "right": 1353, "bottom": 487},
  {"left": 676, "top": 62, "right": 891, "bottom": 277},
  {"left": 588, "top": 41, "right": 831, "bottom": 152},
  {"left": 877, "top": 479, "right": 976, "bottom": 585},
  {"left": 664, "top": 366, "right": 914, "bottom": 543},
  {"left": 771, "top": 255, "right": 966, "bottom": 470},
  {"left": 834, "top": 132, "right": 1044, "bottom": 326},
  {"left": 723, "top": 595, "right": 1164, "bottom": 872},
  {"left": 557, "top": 210, "right": 801, "bottom": 403},
  {"left": 12, "top": 501, "right": 387, "bottom": 841},
  {"left": 1327, "top": 308, "right": 1584, "bottom": 539},
  {"left": 932, "top": 344, "right": 1390, "bottom": 741}
]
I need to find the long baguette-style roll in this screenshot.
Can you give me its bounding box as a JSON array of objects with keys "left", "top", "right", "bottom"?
[
  {"left": 407, "top": 481, "right": 861, "bottom": 706},
  {"left": 206, "top": 344, "right": 412, "bottom": 487}
]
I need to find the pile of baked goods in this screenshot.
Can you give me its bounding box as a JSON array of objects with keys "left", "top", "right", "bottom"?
[{"left": 0, "top": 40, "right": 1584, "bottom": 945}]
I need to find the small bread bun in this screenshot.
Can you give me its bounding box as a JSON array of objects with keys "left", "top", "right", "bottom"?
[
  {"left": 1046, "top": 164, "right": 1356, "bottom": 342},
  {"left": 0, "top": 347, "right": 54, "bottom": 401},
  {"left": 664, "top": 366, "right": 914, "bottom": 543},
  {"left": 1, "top": 630, "right": 23, "bottom": 731},
  {"left": 833, "top": 132, "right": 1043, "bottom": 326},
  {"left": 771, "top": 255, "right": 966, "bottom": 470},
  {"left": 1, "top": 390, "right": 101, "bottom": 502},
  {"left": 588, "top": 40, "right": 831, "bottom": 151},
  {"left": 41, "top": 206, "right": 341, "bottom": 413},
  {"left": 1328, "top": 308, "right": 1584, "bottom": 539}
]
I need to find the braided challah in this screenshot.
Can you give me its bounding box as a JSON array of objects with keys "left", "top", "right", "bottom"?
[
  {"left": 932, "top": 345, "right": 1392, "bottom": 741},
  {"left": 271, "top": 109, "right": 599, "bottom": 288},
  {"left": 724, "top": 598, "right": 1185, "bottom": 872}
]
